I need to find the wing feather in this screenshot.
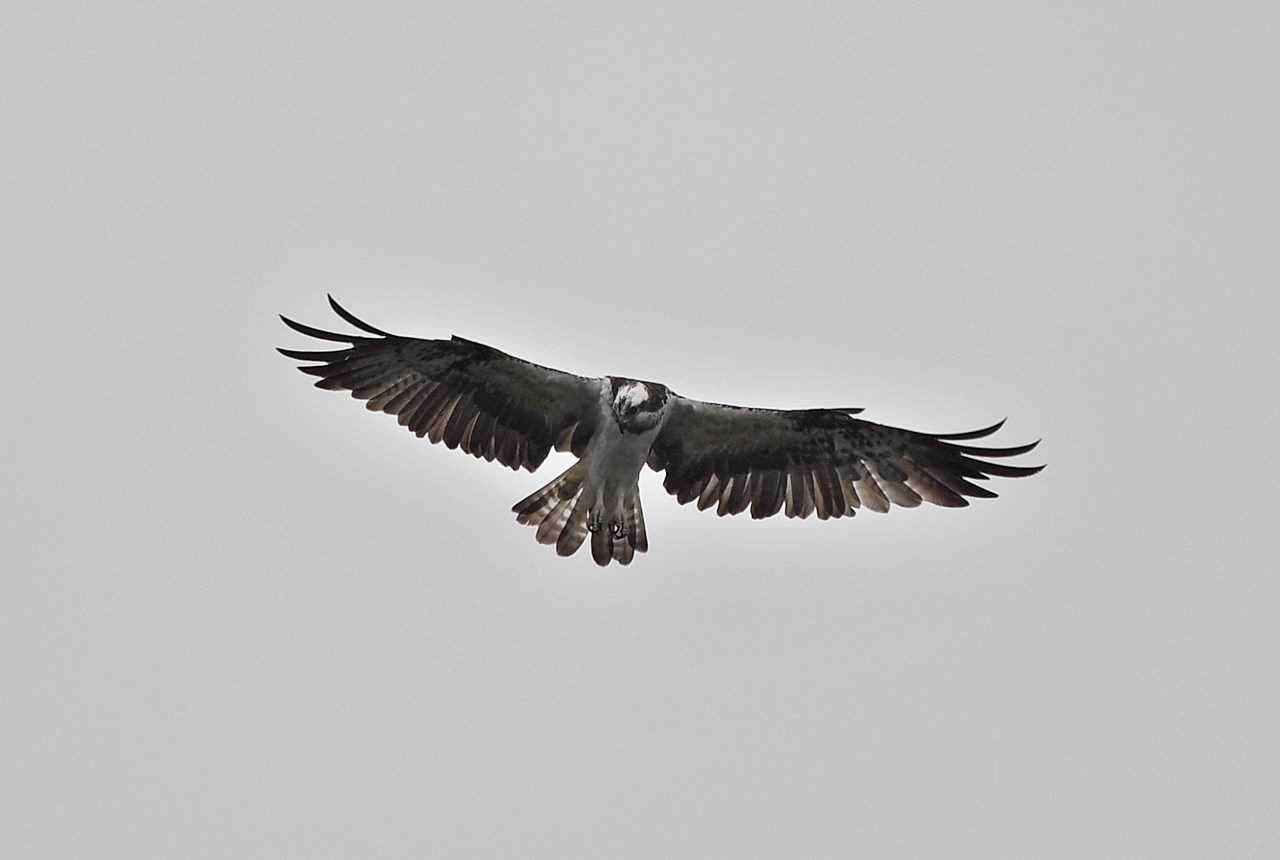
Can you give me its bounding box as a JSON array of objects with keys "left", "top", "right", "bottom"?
[
  {"left": 855, "top": 475, "right": 891, "bottom": 513},
  {"left": 651, "top": 395, "right": 1042, "bottom": 521},
  {"left": 277, "top": 298, "right": 603, "bottom": 472}
]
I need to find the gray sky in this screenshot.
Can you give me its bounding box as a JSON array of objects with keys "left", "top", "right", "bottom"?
[{"left": 5, "top": 2, "right": 1278, "bottom": 857}]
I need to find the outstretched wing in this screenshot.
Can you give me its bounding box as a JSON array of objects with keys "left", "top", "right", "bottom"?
[
  {"left": 648, "top": 397, "right": 1042, "bottom": 519},
  {"left": 278, "top": 296, "right": 603, "bottom": 472}
]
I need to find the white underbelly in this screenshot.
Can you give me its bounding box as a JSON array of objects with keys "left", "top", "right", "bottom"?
[
  {"left": 583, "top": 417, "right": 660, "bottom": 511},
  {"left": 582, "top": 420, "right": 657, "bottom": 488}
]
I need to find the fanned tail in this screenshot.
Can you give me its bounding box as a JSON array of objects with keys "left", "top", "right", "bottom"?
[{"left": 513, "top": 467, "right": 648, "bottom": 567}]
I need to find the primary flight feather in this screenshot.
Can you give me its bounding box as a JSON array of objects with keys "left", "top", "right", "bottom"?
[{"left": 279, "top": 296, "right": 1043, "bottom": 566}]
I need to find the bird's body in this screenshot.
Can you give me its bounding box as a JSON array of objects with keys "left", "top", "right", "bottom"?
[
  {"left": 581, "top": 380, "right": 668, "bottom": 517},
  {"left": 514, "top": 377, "right": 669, "bottom": 565},
  {"left": 279, "top": 297, "right": 1043, "bottom": 566}
]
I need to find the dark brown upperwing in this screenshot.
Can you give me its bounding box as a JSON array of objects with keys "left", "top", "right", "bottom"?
[
  {"left": 649, "top": 396, "right": 1042, "bottom": 519},
  {"left": 278, "top": 296, "right": 603, "bottom": 471}
]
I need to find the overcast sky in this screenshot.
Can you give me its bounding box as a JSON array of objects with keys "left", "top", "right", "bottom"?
[{"left": 5, "top": 2, "right": 1278, "bottom": 857}]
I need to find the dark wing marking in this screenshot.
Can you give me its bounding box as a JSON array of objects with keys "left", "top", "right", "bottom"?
[
  {"left": 278, "top": 296, "right": 603, "bottom": 471},
  {"left": 648, "top": 397, "right": 1042, "bottom": 519}
]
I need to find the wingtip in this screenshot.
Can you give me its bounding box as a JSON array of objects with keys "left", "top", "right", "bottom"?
[
  {"left": 956, "top": 437, "right": 1042, "bottom": 458},
  {"left": 933, "top": 417, "right": 1007, "bottom": 440},
  {"left": 326, "top": 293, "right": 395, "bottom": 337},
  {"left": 278, "top": 313, "right": 309, "bottom": 335}
]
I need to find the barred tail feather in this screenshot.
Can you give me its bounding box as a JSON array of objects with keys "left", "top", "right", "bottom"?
[
  {"left": 513, "top": 463, "right": 584, "bottom": 529},
  {"left": 512, "top": 462, "right": 597, "bottom": 559},
  {"left": 556, "top": 499, "right": 592, "bottom": 557},
  {"left": 536, "top": 492, "right": 581, "bottom": 545},
  {"left": 607, "top": 485, "right": 647, "bottom": 567},
  {"left": 514, "top": 468, "right": 649, "bottom": 567},
  {"left": 612, "top": 535, "right": 634, "bottom": 566},
  {"left": 633, "top": 495, "right": 648, "bottom": 553},
  {"left": 625, "top": 489, "right": 648, "bottom": 555}
]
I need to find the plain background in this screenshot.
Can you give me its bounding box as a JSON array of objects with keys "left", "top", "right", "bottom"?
[{"left": 5, "top": 2, "right": 1277, "bottom": 857}]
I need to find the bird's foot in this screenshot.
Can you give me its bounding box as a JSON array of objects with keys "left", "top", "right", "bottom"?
[
  {"left": 609, "top": 521, "right": 625, "bottom": 539},
  {"left": 586, "top": 510, "right": 603, "bottom": 533}
]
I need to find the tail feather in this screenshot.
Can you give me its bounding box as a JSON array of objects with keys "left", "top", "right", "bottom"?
[
  {"left": 612, "top": 489, "right": 646, "bottom": 565},
  {"left": 513, "top": 465, "right": 649, "bottom": 566},
  {"left": 592, "top": 525, "right": 614, "bottom": 566},
  {"left": 556, "top": 503, "right": 591, "bottom": 557},
  {"left": 629, "top": 493, "right": 648, "bottom": 553},
  {"left": 514, "top": 462, "right": 595, "bottom": 558},
  {"left": 514, "top": 490, "right": 558, "bottom": 527},
  {"left": 536, "top": 493, "right": 580, "bottom": 545},
  {"left": 513, "top": 463, "right": 583, "bottom": 527}
]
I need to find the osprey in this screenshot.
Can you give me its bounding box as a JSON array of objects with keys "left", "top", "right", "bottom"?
[{"left": 279, "top": 297, "right": 1043, "bottom": 566}]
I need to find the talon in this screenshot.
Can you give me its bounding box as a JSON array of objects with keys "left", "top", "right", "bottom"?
[
  {"left": 587, "top": 511, "right": 602, "bottom": 533},
  {"left": 610, "top": 521, "right": 625, "bottom": 539}
]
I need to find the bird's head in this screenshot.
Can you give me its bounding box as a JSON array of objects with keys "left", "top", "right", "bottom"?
[{"left": 609, "top": 378, "right": 669, "bottom": 433}]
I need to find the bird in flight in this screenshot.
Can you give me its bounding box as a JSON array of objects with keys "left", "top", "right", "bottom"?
[{"left": 279, "top": 297, "right": 1043, "bottom": 567}]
